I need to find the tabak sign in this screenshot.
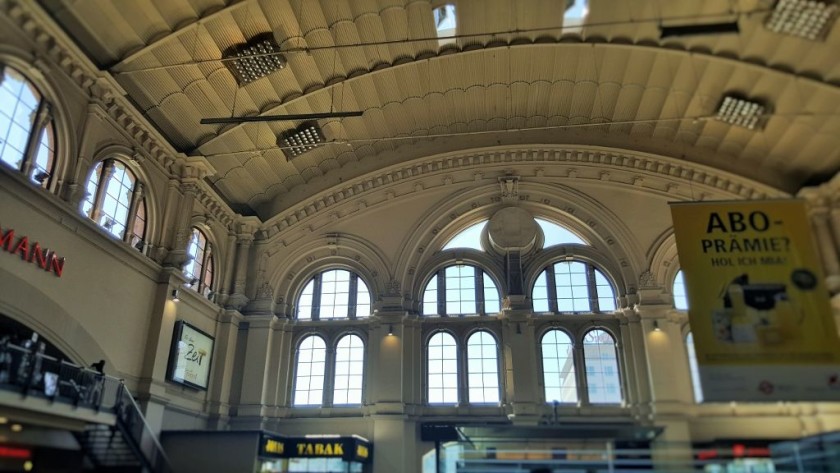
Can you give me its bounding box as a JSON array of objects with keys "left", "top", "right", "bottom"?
[{"left": 0, "top": 225, "right": 65, "bottom": 277}]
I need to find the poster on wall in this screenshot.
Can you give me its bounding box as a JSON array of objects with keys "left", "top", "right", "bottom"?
[
  {"left": 166, "top": 321, "right": 214, "bottom": 390},
  {"left": 670, "top": 199, "right": 840, "bottom": 402}
]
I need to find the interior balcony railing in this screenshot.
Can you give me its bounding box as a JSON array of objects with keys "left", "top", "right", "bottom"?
[{"left": 0, "top": 338, "right": 173, "bottom": 472}]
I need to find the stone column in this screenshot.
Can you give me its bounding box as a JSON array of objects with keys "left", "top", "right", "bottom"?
[
  {"left": 226, "top": 219, "right": 259, "bottom": 310},
  {"left": 89, "top": 160, "right": 115, "bottom": 222},
  {"left": 21, "top": 102, "right": 52, "bottom": 179},
  {"left": 163, "top": 157, "right": 215, "bottom": 269}
]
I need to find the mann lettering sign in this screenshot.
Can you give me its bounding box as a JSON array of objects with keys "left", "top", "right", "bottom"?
[{"left": 0, "top": 225, "right": 65, "bottom": 277}]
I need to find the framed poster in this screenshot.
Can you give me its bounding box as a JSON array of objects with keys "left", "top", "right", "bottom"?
[{"left": 166, "top": 320, "right": 215, "bottom": 390}]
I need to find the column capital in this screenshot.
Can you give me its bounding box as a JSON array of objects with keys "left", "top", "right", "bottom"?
[{"left": 178, "top": 156, "right": 216, "bottom": 182}]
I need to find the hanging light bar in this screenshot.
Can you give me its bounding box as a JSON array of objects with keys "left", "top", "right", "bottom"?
[
  {"left": 715, "top": 96, "right": 767, "bottom": 130},
  {"left": 765, "top": 0, "right": 838, "bottom": 41}
]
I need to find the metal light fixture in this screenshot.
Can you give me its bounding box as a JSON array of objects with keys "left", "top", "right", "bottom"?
[
  {"left": 279, "top": 121, "right": 326, "bottom": 159},
  {"left": 224, "top": 33, "right": 287, "bottom": 86},
  {"left": 171, "top": 289, "right": 180, "bottom": 302},
  {"left": 653, "top": 320, "right": 662, "bottom": 332},
  {"left": 765, "top": 0, "right": 838, "bottom": 41},
  {"left": 715, "top": 96, "right": 766, "bottom": 130},
  {"left": 388, "top": 325, "right": 394, "bottom": 336}
]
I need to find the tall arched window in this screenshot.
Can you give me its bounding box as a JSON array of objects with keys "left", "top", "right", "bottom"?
[
  {"left": 184, "top": 227, "right": 214, "bottom": 297},
  {"left": 427, "top": 332, "right": 458, "bottom": 404},
  {"left": 0, "top": 65, "right": 57, "bottom": 190},
  {"left": 293, "top": 335, "right": 327, "bottom": 406},
  {"left": 686, "top": 332, "right": 703, "bottom": 402},
  {"left": 541, "top": 330, "right": 577, "bottom": 403},
  {"left": 673, "top": 270, "right": 688, "bottom": 310},
  {"left": 466, "top": 331, "right": 500, "bottom": 404},
  {"left": 81, "top": 158, "right": 147, "bottom": 250},
  {"left": 583, "top": 329, "right": 622, "bottom": 404},
  {"left": 297, "top": 269, "right": 371, "bottom": 320},
  {"left": 422, "top": 265, "right": 501, "bottom": 316},
  {"left": 333, "top": 334, "right": 365, "bottom": 405},
  {"left": 533, "top": 261, "right": 616, "bottom": 313}
]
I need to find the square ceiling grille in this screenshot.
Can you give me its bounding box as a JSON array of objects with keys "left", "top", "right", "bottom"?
[
  {"left": 765, "top": 0, "right": 838, "bottom": 40},
  {"left": 224, "top": 33, "right": 287, "bottom": 85},
  {"left": 279, "top": 122, "right": 325, "bottom": 159},
  {"left": 715, "top": 96, "right": 767, "bottom": 130}
]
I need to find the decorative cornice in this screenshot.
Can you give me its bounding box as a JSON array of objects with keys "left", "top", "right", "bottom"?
[{"left": 262, "top": 146, "right": 786, "bottom": 240}]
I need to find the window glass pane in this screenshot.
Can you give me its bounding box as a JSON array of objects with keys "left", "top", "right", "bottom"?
[
  {"left": 467, "top": 331, "right": 499, "bottom": 404},
  {"left": 541, "top": 330, "right": 577, "bottom": 403},
  {"left": 536, "top": 218, "right": 587, "bottom": 247},
  {"left": 686, "top": 332, "right": 703, "bottom": 402},
  {"left": 594, "top": 269, "right": 616, "bottom": 312},
  {"left": 293, "top": 336, "right": 327, "bottom": 406},
  {"left": 674, "top": 270, "right": 688, "bottom": 311},
  {"left": 320, "top": 269, "right": 352, "bottom": 319},
  {"left": 31, "top": 122, "right": 55, "bottom": 188},
  {"left": 0, "top": 67, "right": 40, "bottom": 174},
  {"left": 428, "top": 332, "right": 458, "bottom": 404},
  {"left": 423, "top": 275, "right": 438, "bottom": 316},
  {"left": 532, "top": 270, "right": 550, "bottom": 312},
  {"left": 433, "top": 4, "right": 457, "bottom": 47},
  {"left": 130, "top": 198, "right": 146, "bottom": 251},
  {"left": 98, "top": 161, "right": 136, "bottom": 239},
  {"left": 333, "top": 334, "right": 364, "bottom": 405},
  {"left": 356, "top": 278, "right": 371, "bottom": 318},
  {"left": 297, "top": 279, "right": 315, "bottom": 319},
  {"left": 82, "top": 162, "right": 102, "bottom": 217},
  {"left": 483, "top": 273, "right": 500, "bottom": 314},
  {"left": 554, "top": 262, "right": 590, "bottom": 313},
  {"left": 442, "top": 220, "right": 485, "bottom": 251},
  {"left": 583, "top": 330, "right": 622, "bottom": 404},
  {"left": 444, "top": 265, "right": 476, "bottom": 315},
  {"left": 184, "top": 228, "right": 207, "bottom": 288}
]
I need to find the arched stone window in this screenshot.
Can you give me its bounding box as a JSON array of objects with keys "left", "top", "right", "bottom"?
[
  {"left": 422, "top": 264, "right": 501, "bottom": 316},
  {"left": 466, "top": 330, "right": 500, "bottom": 404},
  {"left": 583, "top": 329, "right": 622, "bottom": 404},
  {"left": 541, "top": 329, "right": 578, "bottom": 404},
  {"left": 427, "top": 331, "right": 458, "bottom": 404},
  {"left": 81, "top": 158, "right": 147, "bottom": 250},
  {"left": 533, "top": 261, "right": 616, "bottom": 313},
  {"left": 297, "top": 269, "right": 372, "bottom": 320},
  {"left": 333, "top": 334, "right": 365, "bottom": 405},
  {"left": 673, "top": 270, "right": 688, "bottom": 310},
  {"left": 184, "top": 227, "right": 215, "bottom": 297},
  {"left": 0, "top": 65, "right": 57, "bottom": 189},
  {"left": 293, "top": 335, "right": 327, "bottom": 406}
]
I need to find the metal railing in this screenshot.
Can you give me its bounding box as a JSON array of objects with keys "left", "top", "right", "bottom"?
[{"left": 0, "top": 339, "right": 173, "bottom": 472}]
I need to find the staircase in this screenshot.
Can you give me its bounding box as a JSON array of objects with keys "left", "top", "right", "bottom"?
[{"left": 75, "top": 423, "right": 143, "bottom": 471}]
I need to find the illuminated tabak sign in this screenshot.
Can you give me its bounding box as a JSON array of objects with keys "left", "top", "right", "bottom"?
[
  {"left": 259, "top": 434, "right": 372, "bottom": 463},
  {"left": 0, "top": 225, "right": 65, "bottom": 277}
]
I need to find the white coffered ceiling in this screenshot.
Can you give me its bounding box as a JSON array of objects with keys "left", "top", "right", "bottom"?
[{"left": 37, "top": 0, "right": 840, "bottom": 219}]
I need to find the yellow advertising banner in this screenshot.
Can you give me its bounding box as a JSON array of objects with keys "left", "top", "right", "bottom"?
[{"left": 670, "top": 199, "right": 840, "bottom": 401}]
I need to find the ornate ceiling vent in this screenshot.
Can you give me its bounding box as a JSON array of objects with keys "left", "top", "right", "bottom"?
[
  {"left": 278, "top": 122, "right": 325, "bottom": 159},
  {"left": 715, "top": 96, "right": 767, "bottom": 130},
  {"left": 765, "top": 0, "right": 838, "bottom": 41}
]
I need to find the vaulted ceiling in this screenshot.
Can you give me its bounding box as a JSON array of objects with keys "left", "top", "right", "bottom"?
[{"left": 38, "top": 0, "right": 840, "bottom": 220}]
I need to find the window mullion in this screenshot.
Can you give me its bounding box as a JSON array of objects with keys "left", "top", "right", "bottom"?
[
  {"left": 437, "top": 269, "right": 446, "bottom": 316},
  {"left": 90, "top": 160, "right": 115, "bottom": 222},
  {"left": 575, "top": 341, "right": 589, "bottom": 406},
  {"left": 474, "top": 267, "right": 485, "bottom": 315},
  {"left": 312, "top": 275, "right": 322, "bottom": 321},
  {"left": 348, "top": 274, "right": 358, "bottom": 319},
  {"left": 20, "top": 101, "right": 50, "bottom": 178},
  {"left": 123, "top": 181, "right": 144, "bottom": 244},
  {"left": 459, "top": 338, "right": 467, "bottom": 405},
  {"left": 546, "top": 266, "right": 558, "bottom": 313},
  {"left": 323, "top": 344, "right": 336, "bottom": 407},
  {"left": 587, "top": 264, "right": 600, "bottom": 313},
  {"left": 200, "top": 246, "right": 212, "bottom": 293}
]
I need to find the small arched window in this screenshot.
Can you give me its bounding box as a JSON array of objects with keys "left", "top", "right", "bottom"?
[
  {"left": 541, "top": 330, "right": 577, "bottom": 403},
  {"left": 673, "top": 270, "right": 688, "bottom": 310},
  {"left": 443, "top": 221, "right": 486, "bottom": 251},
  {"left": 293, "top": 335, "right": 327, "bottom": 406},
  {"left": 427, "top": 332, "right": 458, "bottom": 404},
  {"left": 81, "top": 158, "right": 147, "bottom": 250},
  {"left": 297, "top": 269, "right": 372, "bottom": 320},
  {"left": 466, "top": 331, "right": 500, "bottom": 404},
  {"left": 583, "top": 329, "right": 622, "bottom": 404},
  {"left": 535, "top": 218, "right": 587, "bottom": 247},
  {"left": 422, "top": 264, "right": 501, "bottom": 316},
  {"left": 686, "top": 332, "right": 703, "bottom": 402},
  {"left": 333, "top": 334, "right": 365, "bottom": 405},
  {"left": 533, "top": 261, "right": 616, "bottom": 313},
  {"left": 0, "top": 65, "right": 57, "bottom": 189},
  {"left": 184, "top": 227, "right": 214, "bottom": 297},
  {"left": 433, "top": 3, "right": 457, "bottom": 47}
]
